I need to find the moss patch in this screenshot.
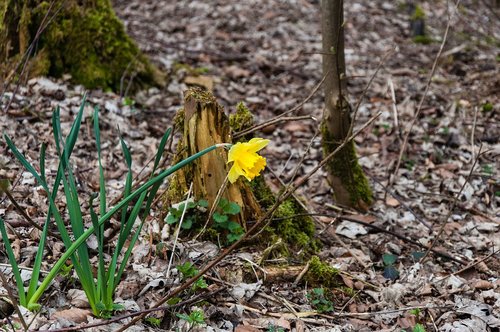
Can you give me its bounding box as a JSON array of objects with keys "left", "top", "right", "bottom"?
[
  {"left": 250, "top": 176, "right": 320, "bottom": 255},
  {"left": 304, "top": 256, "right": 340, "bottom": 288},
  {"left": 229, "top": 102, "right": 254, "bottom": 138},
  {"left": 321, "top": 120, "right": 373, "bottom": 210},
  {"left": 1, "top": 0, "right": 164, "bottom": 92}
]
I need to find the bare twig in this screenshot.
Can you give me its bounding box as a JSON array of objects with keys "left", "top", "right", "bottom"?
[
  {"left": 434, "top": 248, "right": 500, "bottom": 283},
  {"left": 3, "top": 188, "right": 61, "bottom": 239},
  {"left": 233, "top": 74, "right": 328, "bottom": 139},
  {"left": 165, "top": 183, "right": 193, "bottom": 278},
  {"left": 272, "top": 212, "right": 467, "bottom": 265},
  {"left": 420, "top": 145, "right": 483, "bottom": 264},
  {"left": 34, "top": 287, "right": 225, "bottom": 332},
  {"left": 390, "top": 0, "right": 461, "bottom": 186},
  {"left": 0, "top": 269, "right": 28, "bottom": 330},
  {"left": 114, "top": 111, "right": 381, "bottom": 332}
]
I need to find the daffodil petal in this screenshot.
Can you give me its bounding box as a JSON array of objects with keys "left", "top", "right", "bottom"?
[
  {"left": 226, "top": 137, "right": 269, "bottom": 183},
  {"left": 228, "top": 164, "right": 241, "bottom": 183},
  {"left": 247, "top": 138, "right": 270, "bottom": 152}
]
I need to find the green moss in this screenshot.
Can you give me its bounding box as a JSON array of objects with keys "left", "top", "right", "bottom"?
[
  {"left": 482, "top": 102, "right": 493, "bottom": 112},
  {"left": 321, "top": 122, "right": 373, "bottom": 210},
  {"left": 304, "top": 256, "right": 340, "bottom": 288},
  {"left": 411, "top": 4, "right": 426, "bottom": 20},
  {"left": 1, "top": 0, "right": 163, "bottom": 92},
  {"left": 229, "top": 102, "right": 254, "bottom": 138},
  {"left": 173, "top": 62, "right": 210, "bottom": 75},
  {"left": 250, "top": 176, "right": 320, "bottom": 255},
  {"left": 413, "top": 35, "right": 434, "bottom": 45}
]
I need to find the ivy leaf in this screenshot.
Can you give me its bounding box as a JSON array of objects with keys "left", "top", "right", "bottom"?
[
  {"left": 181, "top": 217, "right": 193, "bottom": 229},
  {"left": 198, "top": 199, "right": 209, "bottom": 208},
  {"left": 227, "top": 221, "right": 242, "bottom": 232},
  {"left": 411, "top": 251, "right": 425, "bottom": 262},
  {"left": 382, "top": 253, "right": 397, "bottom": 266},
  {"left": 166, "top": 214, "right": 178, "bottom": 224},
  {"left": 383, "top": 265, "right": 400, "bottom": 280},
  {"left": 213, "top": 212, "right": 228, "bottom": 223},
  {"left": 224, "top": 202, "right": 241, "bottom": 215},
  {"left": 227, "top": 232, "right": 243, "bottom": 243}
]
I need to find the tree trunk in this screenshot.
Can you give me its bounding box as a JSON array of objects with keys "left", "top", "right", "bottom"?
[
  {"left": 321, "top": 0, "right": 372, "bottom": 211},
  {"left": 0, "top": 0, "right": 163, "bottom": 92},
  {"left": 166, "top": 88, "right": 262, "bottom": 229}
]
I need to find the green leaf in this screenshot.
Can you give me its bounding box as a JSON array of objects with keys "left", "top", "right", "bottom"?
[
  {"left": 224, "top": 202, "right": 241, "bottom": 215},
  {"left": 411, "top": 252, "right": 425, "bottom": 262},
  {"left": 112, "top": 303, "right": 125, "bottom": 311},
  {"left": 167, "top": 297, "right": 182, "bottom": 305},
  {"left": 213, "top": 212, "right": 228, "bottom": 223},
  {"left": 227, "top": 232, "right": 243, "bottom": 243},
  {"left": 181, "top": 218, "right": 193, "bottom": 230},
  {"left": 166, "top": 214, "right": 179, "bottom": 225},
  {"left": 227, "top": 221, "right": 242, "bottom": 232},
  {"left": 198, "top": 199, "right": 209, "bottom": 208},
  {"left": 383, "top": 266, "right": 400, "bottom": 280},
  {"left": 0, "top": 218, "right": 26, "bottom": 306},
  {"left": 413, "top": 323, "right": 426, "bottom": 332},
  {"left": 382, "top": 253, "right": 397, "bottom": 266},
  {"left": 176, "top": 313, "right": 191, "bottom": 322}
]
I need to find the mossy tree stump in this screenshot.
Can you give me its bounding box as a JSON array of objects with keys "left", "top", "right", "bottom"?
[
  {"left": 0, "top": 0, "right": 163, "bottom": 91},
  {"left": 167, "top": 88, "right": 262, "bottom": 229}
]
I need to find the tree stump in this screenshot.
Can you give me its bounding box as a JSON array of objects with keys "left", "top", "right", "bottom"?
[
  {"left": 167, "top": 88, "right": 262, "bottom": 229},
  {"left": 0, "top": 0, "right": 163, "bottom": 91}
]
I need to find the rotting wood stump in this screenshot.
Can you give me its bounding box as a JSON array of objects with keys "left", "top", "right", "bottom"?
[{"left": 166, "top": 88, "right": 262, "bottom": 230}]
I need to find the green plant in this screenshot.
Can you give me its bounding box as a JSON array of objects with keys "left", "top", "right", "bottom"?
[
  {"left": 0, "top": 96, "right": 231, "bottom": 315},
  {"left": 482, "top": 164, "right": 493, "bottom": 176},
  {"left": 212, "top": 198, "right": 244, "bottom": 243},
  {"left": 166, "top": 199, "right": 208, "bottom": 230},
  {"left": 382, "top": 253, "right": 400, "bottom": 280},
  {"left": 177, "top": 262, "right": 208, "bottom": 292},
  {"left": 123, "top": 97, "right": 136, "bottom": 107},
  {"left": 306, "top": 288, "right": 334, "bottom": 313},
  {"left": 144, "top": 316, "right": 161, "bottom": 327},
  {"left": 176, "top": 309, "right": 205, "bottom": 328},
  {"left": 481, "top": 102, "right": 493, "bottom": 112},
  {"left": 267, "top": 324, "right": 285, "bottom": 332},
  {"left": 412, "top": 323, "right": 426, "bottom": 332}
]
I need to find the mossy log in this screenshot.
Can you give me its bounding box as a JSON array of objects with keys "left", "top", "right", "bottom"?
[
  {"left": 0, "top": 0, "right": 163, "bottom": 91},
  {"left": 166, "top": 88, "right": 262, "bottom": 229}
]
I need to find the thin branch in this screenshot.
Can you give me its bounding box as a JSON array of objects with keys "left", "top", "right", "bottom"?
[
  {"left": 270, "top": 212, "right": 466, "bottom": 265},
  {"left": 390, "top": 0, "right": 461, "bottom": 186},
  {"left": 34, "top": 287, "right": 225, "bottom": 332},
  {"left": 421, "top": 145, "right": 483, "bottom": 263},
  {"left": 233, "top": 74, "right": 328, "bottom": 139},
  {"left": 165, "top": 183, "right": 193, "bottom": 278},
  {"left": 0, "top": 269, "right": 28, "bottom": 330},
  {"left": 114, "top": 110, "right": 381, "bottom": 332}
]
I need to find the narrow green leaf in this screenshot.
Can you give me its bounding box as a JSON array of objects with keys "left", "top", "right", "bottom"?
[
  {"left": 30, "top": 144, "right": 219, "bottom": 307},
  {"left": 0, "top": 218, "right": 26, "bottom": 306}
]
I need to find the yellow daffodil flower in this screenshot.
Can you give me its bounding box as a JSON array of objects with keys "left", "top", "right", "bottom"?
[{"left": 227, "top": 138, "right": 270, "bottom": 183}]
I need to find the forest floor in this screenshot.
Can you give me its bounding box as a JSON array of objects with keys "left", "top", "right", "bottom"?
[{"left": 0, "top": 0, "right": 499, "bottom": 331}]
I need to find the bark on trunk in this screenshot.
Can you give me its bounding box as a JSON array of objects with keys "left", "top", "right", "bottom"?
[{"left": 321, "top": 0, "right": 372, "bottom": 211}]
